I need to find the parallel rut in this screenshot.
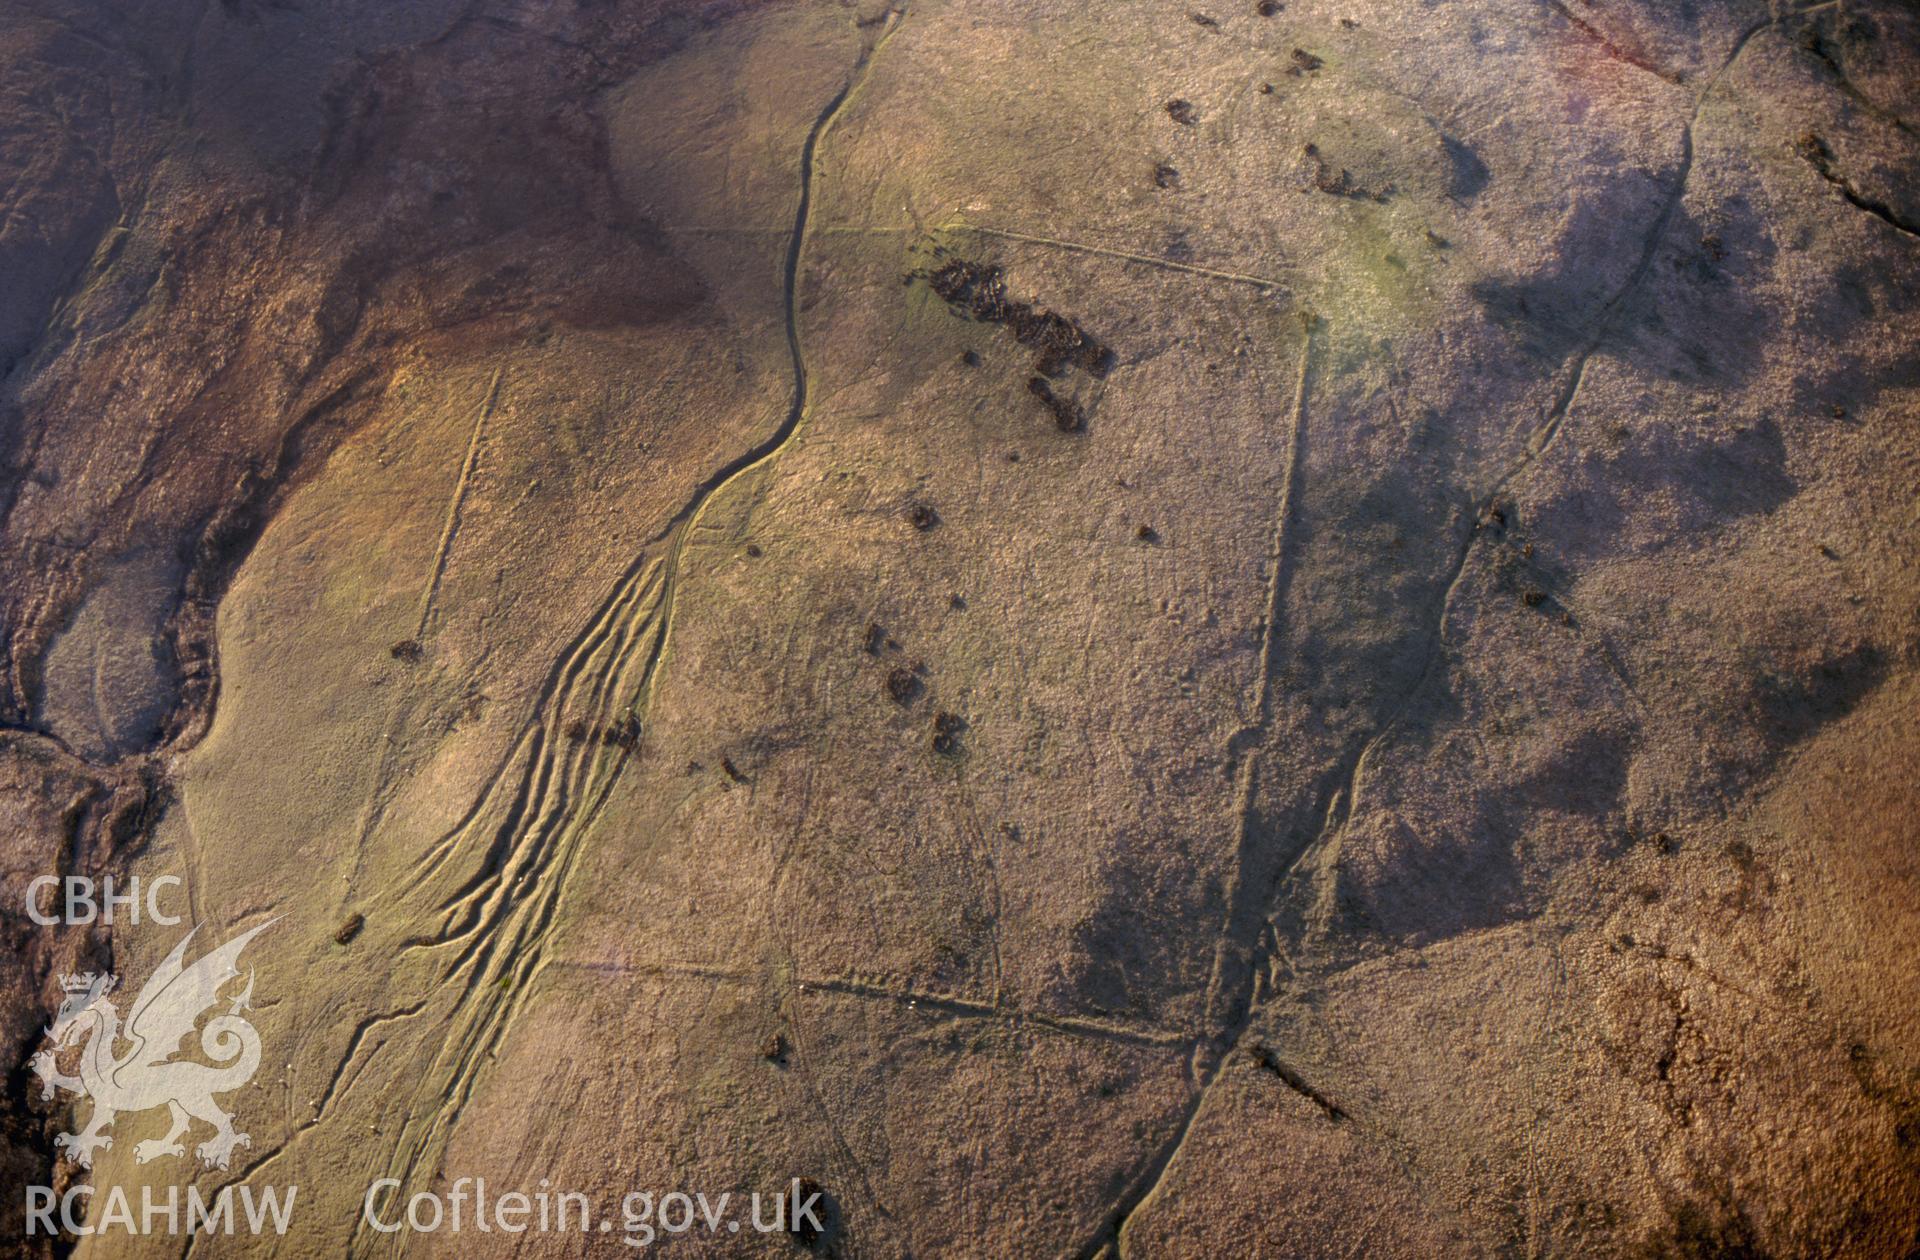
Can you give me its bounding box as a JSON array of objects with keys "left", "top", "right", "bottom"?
[{"left": 333, "top": 13, "right": 906, "bottom": 1252}]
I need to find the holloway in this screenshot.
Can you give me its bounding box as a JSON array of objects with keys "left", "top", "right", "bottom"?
[{"left": 25, "top": 1183, "right": 298, "bottom": 1237}]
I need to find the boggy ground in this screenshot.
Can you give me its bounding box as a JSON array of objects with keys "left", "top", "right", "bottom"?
[{"left": 1, "top": 0, "right": 1917, "bottom": 1256}]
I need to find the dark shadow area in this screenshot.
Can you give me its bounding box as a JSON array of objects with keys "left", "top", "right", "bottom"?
[
  {"left": 1752, "top": 640, "right": 1887, "bottom": 748},
  {"left": 1443, "top": 133, "right": 1490, "bottom": 201},
  {"left": 1608, "top": 196, "right": 1775, "bottom": 389}
]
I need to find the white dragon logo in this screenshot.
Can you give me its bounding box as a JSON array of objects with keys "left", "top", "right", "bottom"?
[{"left": 30, "top": 920, "right": 274, "bottom": 1170}]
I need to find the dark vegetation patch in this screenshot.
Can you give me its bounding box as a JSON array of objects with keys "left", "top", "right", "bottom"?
[
  {"left": 1624, "top": 825, "right": 1678, "bottom": 856},
  {"left": 887, "top": 665, "right": 924, "bottom": 706},
  {"left": 923, "top": 259, "right": 1113, "bottom": 377},
  {"left": 1653, "top": 1197, "right": 1765, "bottom": 1260},
  {"left": 917, "top": 256, "right": 1116, "bottom": 432},
  {"left": 931, "top": 710, "right": 966, "bottom": 755},
  {"left": 788, "top": 1178, "right": 837, "bottom": 1249},
  {"left": 1304, "top": 143, "right": 1393, "bottom": 201},
  {"left": 562, "top": 713, "right": 641, "bottom": 749},
  {"left": 1027, "top": 376, "right": 1084, "bottom": 432},
  {"left": 603, "top": 713, "right": 640, "bottom": 750}
]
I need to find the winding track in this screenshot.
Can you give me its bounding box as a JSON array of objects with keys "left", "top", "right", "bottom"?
[{"left": 322, "top": 13, "right": 910, "bottom": 1253}]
